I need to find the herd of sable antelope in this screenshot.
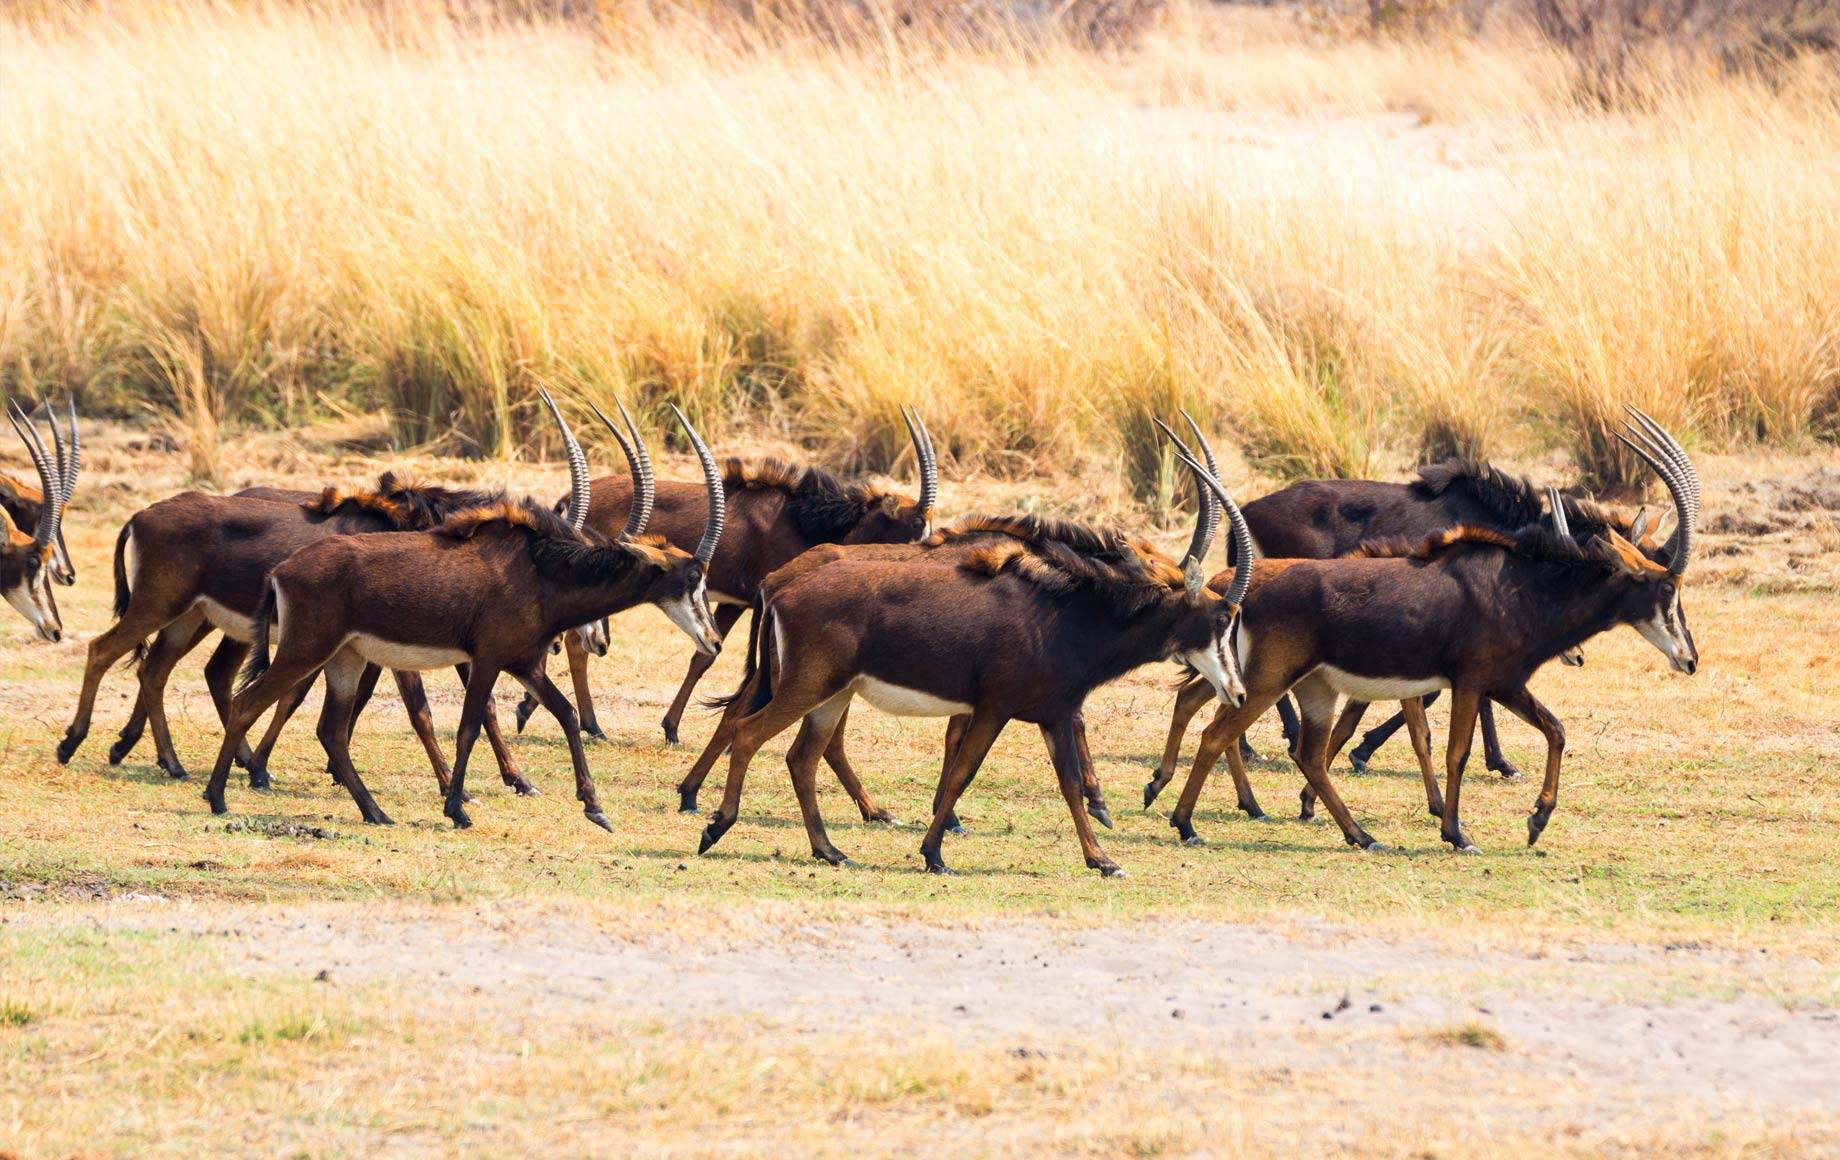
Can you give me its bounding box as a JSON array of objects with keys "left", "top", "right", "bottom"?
[{"left": 2, "top": 390, "right": 1703, "bottom": 875}]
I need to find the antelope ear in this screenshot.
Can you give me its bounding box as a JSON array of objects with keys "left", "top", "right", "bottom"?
[
  {"left": 1599, "top": 530, "right": 1668, "bottom": 580},
  {"left": 1182, "top": 556, "right": 1207, "bottom": 607},
  {"left": 880, "top": 494, "right": 901, "bottom": 517},
  {"left": 1628, "top": 506, "right": 1653, "bottom": 546},
  {"left": 0, "top": 506, "right": 27, "bottom": 548}
]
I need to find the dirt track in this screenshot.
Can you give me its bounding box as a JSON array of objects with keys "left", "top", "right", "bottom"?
[{"left": 95, "top": 900, "right": 1840, "bottom": 1127}]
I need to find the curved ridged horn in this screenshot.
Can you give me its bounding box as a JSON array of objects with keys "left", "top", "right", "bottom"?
[
  {"left": 1546, "top": 487, "right": 1577, "bottom": 552},
  {"left": 1619, "top": 419, "right": 1685, "bottom": 578},
  {"left": 588, "top": 397, "right": 653, "bottom": 540},
  {"left": 43, "top": 399, "right": 78, "bottom": 506},
  {"left": 673, "top": 405, "right": 725, "bottom": 567},
  {"left": 536, "top": 388, "right": 590, "bottom": 534},
  {"left": 1181, "top": 409, "right": 1220, "bottom": 564},
  {"left": 8, "top": 402, "right": 63, "bottom": 549},
  {"left": 1152, "top": 417, "right": 1218, "bottom": 577},
  {"left": 1165, "top": 439, "right": 1256, "bottom": 607},
  {"left": 901, "top": 405, "right": 937, "bottom": 518},
  {"left": 1625, "top": 406, "right": 1700, "bottom": 521}
]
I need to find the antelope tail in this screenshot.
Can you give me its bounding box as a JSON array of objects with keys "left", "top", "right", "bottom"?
[
  {"left": 237, "top": 578, "right": 278, "bottom": 692},
  {"left": 703, "top": 597, "right": 774, "bottom": 713},
  {"left": 111, "top": 522, "right": 148, "bottom": 671}
]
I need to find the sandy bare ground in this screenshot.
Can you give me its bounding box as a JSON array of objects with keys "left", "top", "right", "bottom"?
[{"left": 78, "top": 900, "right": 1840, "bottom": 1127}]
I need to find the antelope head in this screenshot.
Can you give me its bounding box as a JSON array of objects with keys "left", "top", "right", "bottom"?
[
  {"left": 3, "top": 401, "right": 73, "bottom": 641},
  {"left": 1157, "top": 413, "right": 1253, "bottom": 709},
  {"left": 846, "top": 405, "right": 939, "bottom": 544},
  {"left": 1551, "top": 407, "right": 1701, "bottom": 675}
]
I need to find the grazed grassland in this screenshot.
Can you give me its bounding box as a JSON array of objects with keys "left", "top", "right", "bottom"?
[{"left": 2, "top": 432, "right": 1838, "bottom": 1155}]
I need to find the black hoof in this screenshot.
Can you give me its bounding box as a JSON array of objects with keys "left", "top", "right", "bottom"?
[
  {"left": 205, "top": 789, "right": 227, "bottom": 815},
  {"left": 815, "top": 850, "right": 854, "bottom": 867},
  {"left": 584, "top": 810, "right": 613, "bottom": 833},
  {"left": 366, "top": 812, "right": 396, "bottom": 826},
  {"left": 1098, "top": 864, "right": 1127, "bottom": 878},
  {"left": 1182, "top": 834, "right": 1206, "bottom": 847},
  {"left": 1239, "top": 802, "right": 1267, "bottom": 821},
  {"left": 925, "top": 860, "right": 956, "bottom": 876},
  {"left": 446, "top": 806, "right": 473, "bottom": 830},
  {"left": 661, "top": 718, "right": 680, "bottom": 745},
  {"left": 947, "top": 824, "right": 968, "bottom": 837},
  {"left": 1527, "top": 808, "right": 1552, "bottom": 846},
  {"left": 1088, "top": 801, "right": 1114, "bottom": 830},
  {"left": 1171, "top": 816, "right": 1200, "bottom": 844},
  {"left": 107, "top": 737, "right": 137, "bottom": 765},
  {"left": 1491, "top": 762, "right": 1525, "bottom": 781},
  {"left": 56, "top": 736, "right": 82, "bottom": 765},
  {"left": 678, "top": 789, "right": 700, "bottom": 814},
  {"left": 162, "top": 762, "right": 190, "bottom": 782},
  {"left": 510, "top": 780, "right": 541, "bottom": 797},
  {"left": 583, "top": 729, "right": 610, "bottom": 747},
  {"left": 699, "top": 813, "right": 735, "bottom": 853},
  {"left": 1142, "top": 778, "right": 1164, "bottom": 809},
  {"left": 513, "top": 701, "right": 535, "bottom": 734},
  {"left": 247, "top": 770, "right": 271, "bottom": 791}
]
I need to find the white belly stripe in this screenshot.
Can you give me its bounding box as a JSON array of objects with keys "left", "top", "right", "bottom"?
[
  {"left": 196, "top": 596, "right": 256, "bottom": 641},
  {"left": 853, "top": 676, "right": 972, "bottom": 718},
  {"left": 1317, "top": 664, "right": 1449, "bottom": 701},
  {"left": 346, "top": 633, "right": 471, "bottom": 672}
]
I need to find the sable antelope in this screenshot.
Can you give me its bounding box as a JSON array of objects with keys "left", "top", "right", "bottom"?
[
  {"left": 1198, "top": 456, "right": 1597, "bottom": 780},
  {"left": 102, "top": 479, "right": 610, "bottom": 791},
  {"left": 1149, "top": 455, "right": 1595, "bottom": 817},
  {"left": 204, "top": 395, "right": 727, "bottom": 830},
  {"left": 56, "top": 474, "right": 535, "bottom": 797},
  {"left": 1, "top": 398, "right": 79, "bottom": 589},
  {"left": 513, "top": 405, "right": 939, "bottom": 747},
  {"left": 3, "top": 401, "right": 80, "bottom": 639},
  {"left": 695, "top": 433, "right": 1254, "bottom": 876},
  {"left": 672, "top": 525, "right": 1121, "bottom": 835},
  {"left": 1152, "top": 409, "right": 1699, "bottom": 853}
]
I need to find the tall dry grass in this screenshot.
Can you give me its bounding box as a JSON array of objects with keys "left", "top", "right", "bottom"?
[{"left": 0, "top": 0, "right": 1836, "bottom": 494}]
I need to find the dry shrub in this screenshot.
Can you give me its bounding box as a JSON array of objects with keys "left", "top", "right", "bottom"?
[{"left": 1, "top": 0, "right": 1836, "bottom": 492}]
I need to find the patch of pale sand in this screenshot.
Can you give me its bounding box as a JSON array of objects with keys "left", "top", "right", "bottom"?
[{"left": 74, "top": 898, "right": 1840, "bottom": 1131}]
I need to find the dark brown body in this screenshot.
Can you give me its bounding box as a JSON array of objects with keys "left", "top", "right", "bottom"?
[
  {"left": 1152, "top": 518, "right": 1696, "bottom": 852},
  {"left": 205, "top": 501, "right": 720, "bottom": 827},
  {"left": 56, "top": 483, "right": 530, "bottom": 797},
  {"left": 1223, "top": 460, "right": 1574, "bottom": 775},
  {"left": 696, "top": 510, "right": 1250, "bottom": 876},
  {"left": 677, "top": 531, "right": 1116, "bottom": 828}
]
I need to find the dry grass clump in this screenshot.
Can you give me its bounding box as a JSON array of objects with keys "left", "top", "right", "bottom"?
[{"left": 1, "top": 0, "right": 1837, "bottom": 494}]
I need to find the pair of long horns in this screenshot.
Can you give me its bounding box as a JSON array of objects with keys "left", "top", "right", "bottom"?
[
  {"left": 1611, "top": 406, "right": 1698, "bottom": 576},
  {"left": 8, "top": 398, "right": 79, "bottom": 552},
  {"left": 900, "top": 405, "right": 938, "bottom": 518},
  {"left": 1154, "top": 413, "right": 1254, "bottom": 608},
  {"left": 536, "top": 390, "right": 726, "bottom": 567}
]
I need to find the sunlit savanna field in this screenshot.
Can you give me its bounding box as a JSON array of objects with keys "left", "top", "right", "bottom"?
[{"left": 4, "top": 1, "right": 1840, "bottom": 1156}]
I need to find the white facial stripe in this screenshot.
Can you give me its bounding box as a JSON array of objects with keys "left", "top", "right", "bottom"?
[
  {"left": 1632, "top": 608, "right": 1686, "bottom": 669},
  {"left": 5, "top": 568, "right": 57, "bottom": 639},
  {"left": 1184, "top": 644, "right": 1244, "bottom": 706}
]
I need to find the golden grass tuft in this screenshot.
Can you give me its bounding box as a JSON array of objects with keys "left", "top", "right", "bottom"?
[{"left": 1, "top": 1, "right": 1837, "bottom": 492}]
